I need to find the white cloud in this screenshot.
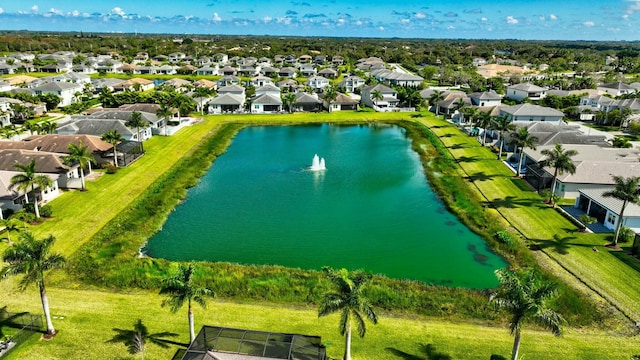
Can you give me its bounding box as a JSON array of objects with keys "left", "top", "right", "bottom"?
[
  {"left": 549, "top": 14, "right": 558, "bottom": 20},
  {"left": 31, "top": 5, "right": 39, "bottom": 12},
  {"left": 539, "top": 15, "right": 546, "bottom": 21},
  {"left": 276, "top": 17, "right": 291, "bottom": 25},
  {"left": 0, "top": 8, "right": 4, "bottom": 14},
  {"left": 262, "top": 16, "right": 272, "bottom": 23},
  {"left": 481, "top": 17, "right": 488, "bottom": 22},
  {"left": 355, "top": 20, "right": 363, "bottom": 26},
  {"left": 415, "top": 12, "right": 426, "bottom": 19},
  {"left": 49, "top": 8, "right": 63, "bottom": 15},
  {"left": 447, "top": 25, "right": 455, "bottom": 30},
  {"left": 401, "top": 19, "right": 410, "bottom": 24},
  {"left": 213, "top": 12, "right": 222, "bottom": 21},
  {"left": 623, "top": 14, "right": 630, "bottom": 20},
  {"left": 70, "top": 10, "right": 80, "bottom": 17},
  {"left": 378, "top": 26, "right": 384, "bottom": 31},
  {"left": 583, "top": 21, "right": 595, "bottom": 27},
  {"left": 506, "top": 16, "right": 518, "bottom": 24},
  {"left": 627, "top": 0, "right": 640, "bottom": 14},
  {"left": 112, "top": 7, "right": 125, "bottom": 16}
]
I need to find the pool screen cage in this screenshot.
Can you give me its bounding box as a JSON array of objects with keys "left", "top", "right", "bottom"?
[{"left": 178, "top": 325, "right": 328, "bottom": 360}]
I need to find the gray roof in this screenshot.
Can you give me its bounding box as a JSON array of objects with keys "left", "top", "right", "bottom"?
[
  {"left": 0, "top": 170, "right": 59, "bottom": 200},
  {"left": 252, "top": 93, "right": 282, "bottom": 105},
  {"left": 508, "top": 83, "right": 546, "bottom": 92},
  {"left": 33, "top": 82, "right": 82, "bottom": 91},
  {"left": 558, "top": 161, "right": 640, "bottom": 185},
  {"left": 57, "top": 119, "right": 136, "bottom": 137},
  {"left": 0, "top": 149, "right": 72, "bottom": 174},
  {"left": 362, "top": 83, "right": 395, "bottom": 93},
  {"left": 500, "top": 103, "right": 564, "bottom": 117},
  {"left": 209, "top": 93, "right": 244, "bottom": 105},
  {"left": 524, "top": 144, "right": 640, "bottom": 163},
  {"left": 255, "top": 84, "right": 280, "bottom": 93},
  {"left": 295, "top": 92, "right": 321, "bottom": 104},
  {"left": 90, "top": 110, "right": 160, "bottom": 126},
  {"left": 514, "top": 122, "right": 609, "bottom": 147},
  {"left": 468, "top": 91, "right": 503, "bottom": 100},
  {"left": 599, "top": 81, "right": 635, "bottom": 91},
  {"left": 580, "top": 187, "right": 640, "bottom": 217},
  {"left": 218, "top": 84, "right": 245, "bottom": 94}
]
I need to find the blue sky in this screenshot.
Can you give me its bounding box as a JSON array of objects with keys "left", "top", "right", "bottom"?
[{"left": 0, "top": 0, "right": 638, "bottom": 40}]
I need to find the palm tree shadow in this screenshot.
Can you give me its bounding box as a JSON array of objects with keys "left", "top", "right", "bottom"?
[
  {"left": 487, "top": 196, "right": 538, "bottom": 209},
  {"left": 529, "top": 234, "right": 576, "bottom": 255},
  {"left": 106, "top": 319, "right": 183, "bottom": 354},
  {"left": 456, "top": 156, "right": 477, "bottom": 163},
  {"left": 469, "top": 172, "right": 494, "bottom": 182},
  {"left": 385, "top": 344, "right": 452, "bottom": 360}
]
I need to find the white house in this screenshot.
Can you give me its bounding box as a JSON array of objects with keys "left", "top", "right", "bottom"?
[
  {"left": 32, "top": 81, "right": 83, "bottom": 107},
  {"left": 506, "top": 83, "right": 547, "bottom": 101},
  {"left": 576, "top": 188, "right": 640, "bottom": 233},
  {"left": 306, "top": 76, "right": 330, "bottom": 92},
  {"left": 361, "top": 84, "right": 399, "bottom": 111},
  {"left": 597, "top": 82, "right": 635, "bottom": 97},
  {"left": 338, "top": 76, "right": 365, "bottom": 93},
  {"left": 499, "top": 104, "right": 564, "bottom": 124},
  {"left": 468, "top": 91, "right": 503, "bottom": 107}
]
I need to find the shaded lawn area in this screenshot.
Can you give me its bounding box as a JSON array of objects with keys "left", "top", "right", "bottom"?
[
  {"left": 419, "top": 116, "right": 640, "bottom": 323},
  {"left": 0, "top": 284, "right": 638, "bottom": 360}
]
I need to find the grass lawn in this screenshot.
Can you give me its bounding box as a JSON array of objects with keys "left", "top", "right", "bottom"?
[
  {"left": 0, "top": 284, "right": 638, "bottom": 360},
  {"left": 1, "top": 111, "right": 640, "bottom": 359},
  {"left": 417, "top": 116, "right": 640, "bottom": 324}
]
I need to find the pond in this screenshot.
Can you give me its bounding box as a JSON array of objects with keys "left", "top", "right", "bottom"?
[{"left": 144, "top": 124, "right": 506, "bottom": 288}]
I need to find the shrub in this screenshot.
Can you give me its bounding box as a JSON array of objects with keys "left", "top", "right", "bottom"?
[
  {"left": 105, "top": 163, "right": 119, "bottom": 174},
  {"left": 39, "top": 204, "right": 53, "bottom": 218},
  {"left": 12, "top": 209, "right": 35, "bottom": 224},
  {"left": 619, "top": 226, "right": 635, "bottom": 243},
  {"left": 539, "top": 189, "right": 551, "bottom": 203}
]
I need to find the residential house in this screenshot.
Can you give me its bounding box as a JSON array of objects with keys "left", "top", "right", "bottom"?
[
  {"left": 298, "top": 64, "right": 317, "bottom": 77},
  {"left": 260, "top": 66, "right": 280, "bottom": 77},
  {"left": 278, "top": 67, "right": 297, "bottom": 78},
  {"left": 56, "top": 118, "right": 142, "bottom": 142},
  {"left": 251, "top": 93, "right": 282, "bottom": 113},
  {"left": 576, "top": 188, "right": 640, "bottom": 233},
  {"left": 168, "top": 52, "right": 186, "bottom": 63},
  {"left": 112, "top": 78, "right": 155, "bottom": 92},
  {"left": 91, "top": 78, "right": 125, "bottom": 93},
  {"left": 306, "top": 76, "right": 330, "bottom": 92},
  {"left": 208, "top": 85, "right": 246, "bottom": 114},
  {"left": 370, "top": 68, "right": 424, "bottom": 87},
  {"left": 597, "top": 81, "right": 636, "bottom": 97},
  {"left": 298, "top": 55, "right": 313, "bottom": 64},
  {"left": 277, "top": 79, "right": 300, "bottom": 93},
  {"left": 318, "top": 68, "right": 338, "bottom": 79},
  {"left": 0, "top": 134, "right": 114, "bottom": 167},
  {"left": 163, "top": 78, "right": 193, "bottom": 92},
  {"left": 32, "top": 81, "right": 83, "bottom": 107},
  {"left": 0, "top": 170, "right": 60, "bottom": 212},
  {"left": 498, "top": 103, "right": 564, "bottom": 124},
  {"left": 468, "top": 91, "right": 503, "bottom": 107},
  {"left": 506, "top": 83, "right": 547, "bottom": 101},
  {"left": 193, "top": 79, "right": 217, "bottom": 90},
  {"left": 250, "top": 76, "right": 274, "bottom": 88},
  {"left": 339, "top": 76, "right": 365, "bottom": 93},
  {"left": 216, "top": 75, "right": 241, "bottom": 87},
  {"left": 294, "top": 92, "right": 322, "bottom": 112},
  {"left": 237, "top": 64, "right": 259, "bottom": 77},
  {"left": 0, "top": 81, "right": 11, "bottom": 92},
  {"left": 220, "top": 66, "right": 237, "bottom": 76},
  {"left": 472, "top": 58, "right": 488, "bottom": 66},
  {"left": 322, "top": 92, "right": 359, "bottom": 112},
  {"left": 195, "top": 65, "right": 219, "bottom": 76},
  {"left": 332, "top": 55, "right": 344, "bottom": 66},
  {"left": 361, "top": 84, "right": 399, "bottom": 111},
  {"left": 93, "top": 106, "right": 158, "bottom": 137},
  {"left": 0, "top": 149, "right": 80, "bottom": 189},
  {"left": 523, "top": 144, "right": 639, "bottom": 198}
]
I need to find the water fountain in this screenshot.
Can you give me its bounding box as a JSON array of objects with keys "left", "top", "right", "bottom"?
[{"left": 310, "top": 154, "right": 326, "bottom": 171}]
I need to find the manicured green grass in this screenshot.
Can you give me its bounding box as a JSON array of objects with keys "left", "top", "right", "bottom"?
[
  {"left": 417, "top": 116, "right": 640, "bottom": 324},
  {"left": 0, "top": 285, "right": 638, "bottom": 360}
]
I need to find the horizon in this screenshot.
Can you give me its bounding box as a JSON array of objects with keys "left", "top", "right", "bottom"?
[{"left": 0, "top": 1, "right": 638, "bottom": 41}]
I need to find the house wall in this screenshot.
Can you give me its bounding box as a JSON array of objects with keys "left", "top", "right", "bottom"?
[{"left": 555, "top": 182, "right": 613, "bottom": 199}]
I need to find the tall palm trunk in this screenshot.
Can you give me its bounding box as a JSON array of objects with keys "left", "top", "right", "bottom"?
[
  {"left": 511, "top": 329, "right": 521, "bottom": 360},
  {"left": 517, "top": 148, "right": 524, "bottom": 176},
  {"left": 113, "top": 147, "right": 119, "bottom": 167},
  {"left": 343, "top": 323, "right": 352, "bottom": 360},
  {"left": 40, "top": 283, "right": 55, "bottom": 335},
  {"left": 614, "top": 201, "right": 628, "bottom": 246},
  {"left": 31, "top": 184, "right": 41, "bottom": 219},
  {"left": 79, "top": 167, "right": 86, "bottom": 191},
  {"left": 188, "top": 301, "right": 195, "bottom": 343}
]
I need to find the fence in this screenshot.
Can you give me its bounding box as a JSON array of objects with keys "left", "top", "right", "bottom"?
[{"left": 0, "top": 310, "right": 43, "bottom": 358}]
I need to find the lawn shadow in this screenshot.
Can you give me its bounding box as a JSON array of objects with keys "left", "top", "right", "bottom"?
[
  {"left": 469, "top": 171, "right": 494, "bottom": 182},
  {"left": 385, "top": 344, "right": 452, "bottom": 360},
  {"left": 456, "top": 156, "right": 478, "bottom": 163},
  {"left": 509, "top": 177, "right": 536, "bottom": 192},
  {"left": 487, "top": 196, "right": 539, "bottom": 209},
  {"left": 106, "top": 319, "right": 184, "bottom": 353},
  {"left": 529, "top": 234, "right": 580, "bottom": 255}
]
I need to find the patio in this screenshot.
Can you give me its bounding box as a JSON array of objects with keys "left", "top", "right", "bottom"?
[{"left": 561, "top": 205, "right": 612, "bottom": 234}]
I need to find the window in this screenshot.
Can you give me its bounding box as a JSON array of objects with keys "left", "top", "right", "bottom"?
[{"left": 607, "top": 213, "right": 617, "bottom": 225}]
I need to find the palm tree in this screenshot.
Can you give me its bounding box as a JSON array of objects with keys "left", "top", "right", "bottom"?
[
  {"left": 108, "top": 319, "right": 178, "bottom": 360},
  {"left": 101, "top": 130, "right": 125, "bottom": 167},
  {"left": 9, "top": 159, "right": 52, "bottom": 219},
  {"left": 159, "top": 263, "right": 214, "bottom": 343},
  {"left": 476, "top": 111, "right": 493, "bottom": 145},
  {"left": 156, "top": 103, "right": 173, "bottom": 136},
  {"left": 370, "top": 89, "right": 383, "bottom": 106},
  {"left": 508, "top": 127, "right": 539, "bottom": 177},
  {"left": 603, "top": 176, "right": 640, "bottom": 246},
  {"left": 0, "top": 218, "right": 21, "bottom": 245},
  {"left": 125, "top": 111, "right": 149, "bottom": 144},
  {"left": 453, "top": 98, "right": 467, "bottom": 124},
  {"left": 63, "top": 141, "right": 95, "bottom": 191},
  {"left": 281, "top": 92, "right": 297, "bottom": 113},
  {"left": 491, "top": 116, "right": 516, "bottom": 160},
  {"left": 318, "top": 267, "right": 378, "bottom": 360},
  {"left": 491, "top": 268, "right": 564, "bottom": 360},
  {"left": 428, "top": 90, "right": 445, "bottom": 117},
  {"left": 1, "top": 232, "right": 66, "bottom": 336},
  {"left": 539, "top": 143, "right": 578, "bottom": 206},
  {"left": 39, "top": 121, "right": 57, "bottom": 135}
]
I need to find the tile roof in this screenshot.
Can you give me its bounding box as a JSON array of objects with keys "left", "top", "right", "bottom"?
[{"left": 0, "top": 149, "right": 72, "bottom": 173}]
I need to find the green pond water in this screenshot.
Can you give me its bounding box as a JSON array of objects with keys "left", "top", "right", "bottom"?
[{"left": 144, "top": 124, "right": 506, "bottom": 288}]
